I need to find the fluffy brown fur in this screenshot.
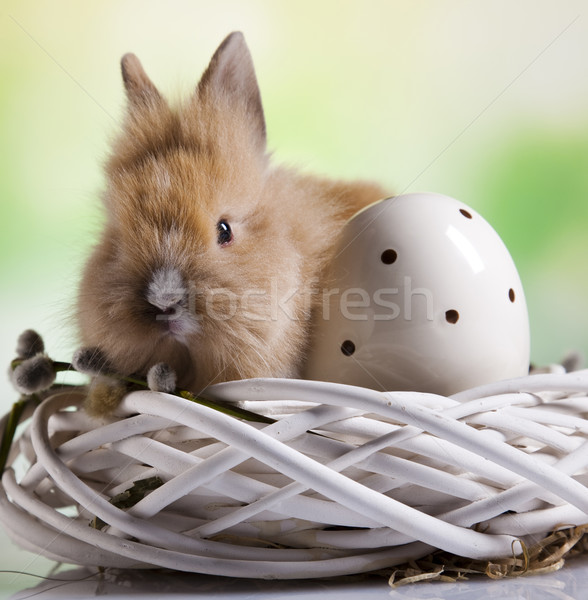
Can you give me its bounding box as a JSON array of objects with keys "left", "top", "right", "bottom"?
[{"left": 77, "top": 32, "right": 385, "bottom": 398}]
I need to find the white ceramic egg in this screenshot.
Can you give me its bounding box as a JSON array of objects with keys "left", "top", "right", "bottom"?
[{"left": 303, "top": 192, "right": 530, "bottom": 395}]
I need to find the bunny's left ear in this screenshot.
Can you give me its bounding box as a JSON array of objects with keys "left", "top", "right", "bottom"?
[
  {"left": 198, "top": 32, "right": 266, "bottom": 149},
  {"left": 121, "top": 53, "right": 163, "bottom": 107}
]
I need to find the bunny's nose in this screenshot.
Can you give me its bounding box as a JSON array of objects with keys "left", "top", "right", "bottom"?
[
  {"left": 155, "top": 304, "right": 179, "bottom": 319},
  {"left": 144, "top": 267, "right": 201, "bottom": 338},
  {"left": 146, "top": 267, "right": 187, "bottom": 316}
]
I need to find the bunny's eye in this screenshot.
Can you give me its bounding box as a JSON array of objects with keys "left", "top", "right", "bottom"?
[{"left": 217, "top": 220, "right": 233, "bottom": 246}]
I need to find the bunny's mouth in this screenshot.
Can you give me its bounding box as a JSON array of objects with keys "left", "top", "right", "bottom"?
[{"left": 155, "top": 309, "right": 200, "bottom": 342}]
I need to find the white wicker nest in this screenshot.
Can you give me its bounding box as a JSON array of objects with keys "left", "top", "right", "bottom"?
[{"left": 3, "top": 367, "right": 588, "bottom": 580}]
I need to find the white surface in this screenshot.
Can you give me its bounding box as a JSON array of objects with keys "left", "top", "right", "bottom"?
[
  {"left": 304, "top": 193, "right": 530, "bottom": 395},
  {"left": 3, "top": 556, "right": 588, "bottom": 599}
]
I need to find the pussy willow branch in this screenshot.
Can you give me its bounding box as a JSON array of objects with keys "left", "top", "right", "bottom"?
[
  {"left": 0, "top": 396, "right": 37, "bottom": 475},
  {"left": 9, "top": 357, "right": 273, "bottom": 424}
]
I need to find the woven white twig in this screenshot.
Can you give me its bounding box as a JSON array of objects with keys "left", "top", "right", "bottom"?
[{"left": 2, "top": 368, "right": 588, "bottom": 579}]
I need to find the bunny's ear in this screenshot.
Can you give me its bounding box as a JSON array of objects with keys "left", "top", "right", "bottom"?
[
  {"left": 121, "top": 53, "right": 163, "bottom": 107},
  {"left": 198, "top": 32, "right": 266, "bottom": 149}
]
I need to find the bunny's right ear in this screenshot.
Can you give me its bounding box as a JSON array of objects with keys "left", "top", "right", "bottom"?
[
  {"left": 120, "top": 53, "right": 163, "bottom": 107},
  {"left": 197, "top": 32, "right": 266, "bottom": 150}
]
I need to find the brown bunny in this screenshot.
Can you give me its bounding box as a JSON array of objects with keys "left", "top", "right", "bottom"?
[{"left": 77, "top": 32, "right": 385, "bottom": 403}]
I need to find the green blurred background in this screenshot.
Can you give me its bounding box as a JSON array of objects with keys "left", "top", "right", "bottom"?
[
  {"left": 0, "top": 0, "right": 588, "bottom": 589},
  {"left": 3, "top": 0, "right": 588, "bottom": 390}
]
